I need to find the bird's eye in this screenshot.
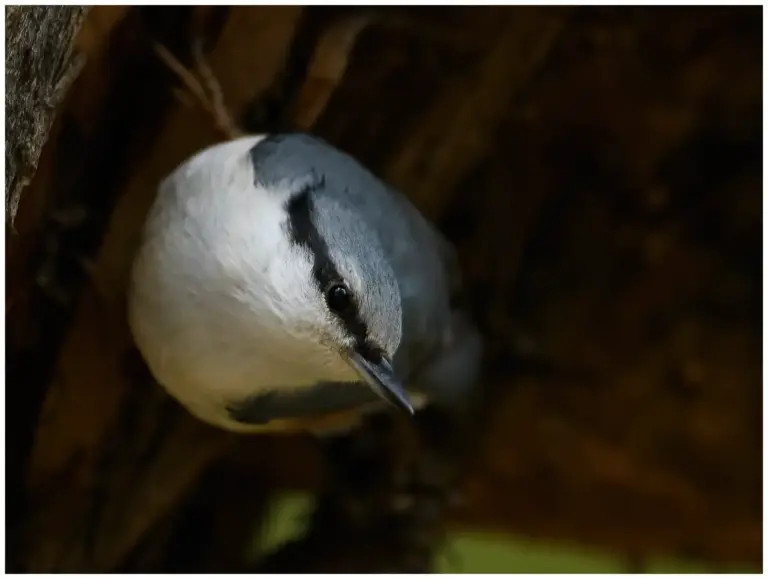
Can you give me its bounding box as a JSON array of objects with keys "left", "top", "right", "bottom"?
[{"left": 326, "top": 284, "right": 353, "bottom": 313}]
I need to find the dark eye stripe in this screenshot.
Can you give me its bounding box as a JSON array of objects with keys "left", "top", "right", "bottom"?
[{"left": 284, "top": 177, "right": 370, "bottom": 350}]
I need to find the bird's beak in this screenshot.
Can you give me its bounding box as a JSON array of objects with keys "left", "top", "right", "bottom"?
[{"left": 346, "top": 350, "right": 414, "bottom": 415}]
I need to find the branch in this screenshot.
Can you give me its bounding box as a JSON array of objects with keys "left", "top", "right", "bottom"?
[
  {"left": 153, "top": 11, "right": 374, "bottom": 138},
  {"left": 253, "top": 409, "right": 470, "bottom": 573},
  {"left": 289, "top": 12, "right": 374, "bottom": 130},
  {"left": 5, "top": 6, "right": 89, "bottom": 226}
]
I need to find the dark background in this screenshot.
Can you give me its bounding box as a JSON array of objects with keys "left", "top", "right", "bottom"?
[{"left": 5, "top": 5, "right": 762, "bottom": 572}]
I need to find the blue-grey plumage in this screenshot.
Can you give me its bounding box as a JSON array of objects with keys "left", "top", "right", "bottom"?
[
  {"left": 248, "top": 134, "right": 478, "bottom": 383},
  {"left": 128, "top": 132, "right": 482, "bottom": 434}
]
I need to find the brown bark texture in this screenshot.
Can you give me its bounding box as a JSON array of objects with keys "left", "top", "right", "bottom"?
[
  {"left": 5, "top": 5, "right": 89, "bottom": 226},
  {"left": 5, "top": 5, "right": 761, "bottom": 573}
]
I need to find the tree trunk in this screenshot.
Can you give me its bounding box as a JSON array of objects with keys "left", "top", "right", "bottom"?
[{"left": 5, "top": 6, "right": 89, "bottom": 226}]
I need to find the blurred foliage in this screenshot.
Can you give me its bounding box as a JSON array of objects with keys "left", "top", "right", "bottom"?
[{"left": 258, "top": 493, "right": 760, "bottom": 573}]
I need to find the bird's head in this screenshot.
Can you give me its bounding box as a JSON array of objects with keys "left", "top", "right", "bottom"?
[
  {"left": 281, "top": 178, "right": 411, "bottom": 413},
  {"left": 212, "top": 136, "right": 412, "bottom": 414}
]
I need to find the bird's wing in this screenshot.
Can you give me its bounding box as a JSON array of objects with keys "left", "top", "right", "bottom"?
[{"left": 379, "top": 189, "right": 482, "bottom": 406}]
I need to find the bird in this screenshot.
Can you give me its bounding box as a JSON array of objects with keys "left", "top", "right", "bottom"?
[{"left": 127, "top": 133, "right": 483, "bottom": 435}]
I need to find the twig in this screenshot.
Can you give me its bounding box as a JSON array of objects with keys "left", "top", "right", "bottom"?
[
  {"left": 153, "top": 43, "right": 209, "bottom": 108},
  {"left": 191, "top": 38, "right": 242, "bottom": 139},
  {"left": 153, "top": 41, "right": 242, "bottom": 140}
]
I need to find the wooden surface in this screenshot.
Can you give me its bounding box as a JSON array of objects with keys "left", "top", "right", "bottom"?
[{"left": 6, "top": 6, "right": 761, "bottom": 572}]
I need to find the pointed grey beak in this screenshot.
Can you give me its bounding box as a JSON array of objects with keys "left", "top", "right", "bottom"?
[{"left": 346, "top": 350, "right": 414, "bottom": 415}]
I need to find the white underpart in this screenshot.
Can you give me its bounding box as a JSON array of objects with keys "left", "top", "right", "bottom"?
[{"left": 128, "top": 136, "right": 361, "bottom": 430}]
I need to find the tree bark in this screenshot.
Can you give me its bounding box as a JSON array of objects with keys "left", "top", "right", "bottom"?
[{"left": 5, "top": 6, "right": 88, "bottom": 226}]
